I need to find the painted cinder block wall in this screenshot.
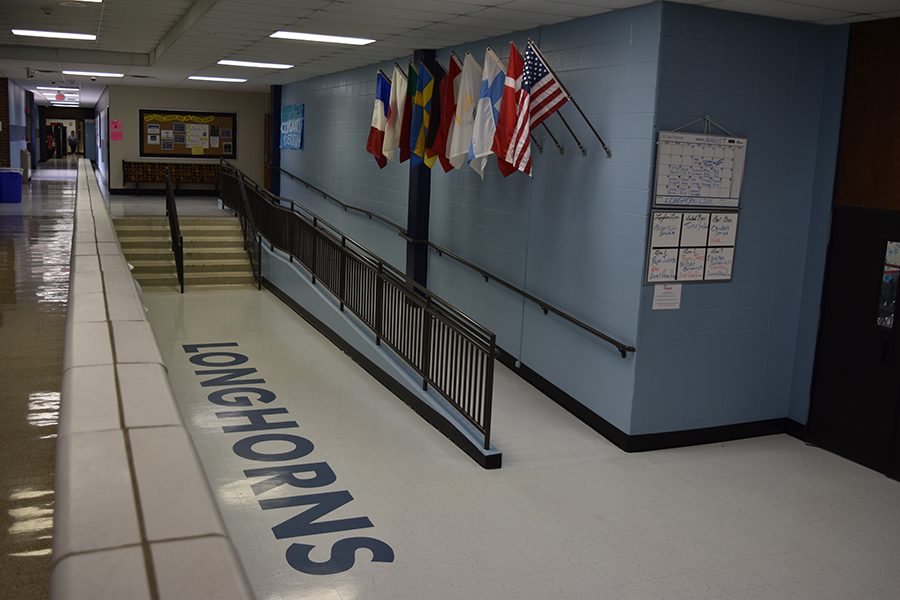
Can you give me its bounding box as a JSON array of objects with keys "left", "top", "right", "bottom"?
[
  {"left": 279, "top": 2, "right": 846, "bottom": 437},
  {"left": 281, "top": 4, "right": 662, "bottom": 433},
  {"left": 630, "top": 3, "right": 847, "bottom": 435}
]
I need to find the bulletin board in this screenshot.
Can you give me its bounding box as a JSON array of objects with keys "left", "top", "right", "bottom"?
[
  {"left": 646, "top": 210, "right": 739, "bottom": 283},
  {"left": 139, "top": 109, "right": 237, "bottom": 159},
  {"left": 654, "top": 131, "right": 747, "bottom": 208}
]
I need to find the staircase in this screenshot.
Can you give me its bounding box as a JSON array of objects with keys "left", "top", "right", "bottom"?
[{"left": 114, "top": 216, "right": 255, "bottom": 288}]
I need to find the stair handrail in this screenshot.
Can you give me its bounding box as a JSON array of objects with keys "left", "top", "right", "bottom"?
[
  {"left": 164, "top": 168, "right": 185, "bottom": 293},
  {"left": 238, "top": 167, "right": 489, "bottom": 340},
  {"left": 219, "top": 160, "right": 262, "bottom": 288},
  {"left": 276, "top": 165, "right": 636, "bottom": 358}
]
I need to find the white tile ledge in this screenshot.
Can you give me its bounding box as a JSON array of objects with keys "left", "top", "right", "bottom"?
[{"left": 53, "top": 160, "right": 253, "bottom": 600}]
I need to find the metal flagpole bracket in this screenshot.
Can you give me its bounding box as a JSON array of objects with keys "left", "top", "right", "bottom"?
[{"left": 527, "top": 39, "right": 613, "bottom": 159}]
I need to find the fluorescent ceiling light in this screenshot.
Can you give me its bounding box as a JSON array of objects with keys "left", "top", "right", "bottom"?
[
  {"left": 188, "top": 75, "right": 247, "bottom": 82},
  {"left": 63, "top": 70, "right": 124, "bottom": 77},
  {"left": 270, "top": 31, "right": 374, "bottom": 45},
  {"left": 51, "top": 103, "right": 80, "bottom": 106},
  {"left": 217, "top": 59, "right": 293, "bottom": 69},
  {"left": 12, "top": 29, "right": 96, "bottom": 40},
  {"left": 37, "top": 86, "right": 79, "bottom": 91}
]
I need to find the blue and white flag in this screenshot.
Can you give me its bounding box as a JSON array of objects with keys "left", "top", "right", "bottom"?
[{"left": 469, "top": 48, "right": 505, "bottom": 179}]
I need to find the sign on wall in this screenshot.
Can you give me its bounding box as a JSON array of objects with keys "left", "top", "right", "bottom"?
[
  {"left": 138, "top": 109, "right": 236, "bottom": 159},
  {"left": 280, "top": 104, "right": 304, "bottom": 150},
  {"left": 654, "top": 131, "right": 747, "bottom": 208},
  {"left": 646, "top": 209, "right": 738, "bottom": 283}
]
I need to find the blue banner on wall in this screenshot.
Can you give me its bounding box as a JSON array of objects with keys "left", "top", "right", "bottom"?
[{"left": 280, "top": 104, "right": 304, "bottom": 150}]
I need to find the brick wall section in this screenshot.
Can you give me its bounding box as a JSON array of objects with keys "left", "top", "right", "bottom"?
[{"left": 0, "top": 78, "right": 10, "bottom": 167}]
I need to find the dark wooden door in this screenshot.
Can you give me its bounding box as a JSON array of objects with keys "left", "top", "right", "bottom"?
[{"left": 809, "top": 207, "right": 900, "bottom": 479}]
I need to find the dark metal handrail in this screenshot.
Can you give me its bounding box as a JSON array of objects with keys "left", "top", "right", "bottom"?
[
  {"left": 164, "top": 169, "right": 184, "bottom": 293},
  {"left": 276, "top": 165, "right": 636, "bottom": 358},
  {"left": 223, "top": 161, "right": 496, "bottom": 449},
  {"left": 219, "top": 160, "right": 262, "bottom": 289}
]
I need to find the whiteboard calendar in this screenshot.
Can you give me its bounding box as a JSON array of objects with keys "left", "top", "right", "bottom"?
[{"left": 654, "top": 131, "right": 747, "bottom": 208}]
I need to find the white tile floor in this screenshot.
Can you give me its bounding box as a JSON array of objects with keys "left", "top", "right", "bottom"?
[{"left": 145, "top": 287, "right": 900, "bottom": 600}]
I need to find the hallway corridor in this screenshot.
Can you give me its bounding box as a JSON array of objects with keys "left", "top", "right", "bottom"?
[{"left": 0, "top": 158, "right": 78, "bottom": 599}]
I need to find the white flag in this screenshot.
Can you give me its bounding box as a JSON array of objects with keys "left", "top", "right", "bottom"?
[
  {"left": 469, "top": 48, "right": 505, "bottom": 179},
  {"left": 446, "top": 52, "right": 482, "bottom": 170},
  {"left": 382, "top": 64, "right": 407, "bottom": 162}
]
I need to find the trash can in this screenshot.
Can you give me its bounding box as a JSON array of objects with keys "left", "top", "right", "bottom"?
[{"left": 0, "top": 169, "right": 23, "bottom": 203}]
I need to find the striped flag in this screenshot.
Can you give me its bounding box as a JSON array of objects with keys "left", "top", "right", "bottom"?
[
  {"left": 365, "top": 71, "right": 391, "bottom": 168},
  {"left": 525, "top": 43, "right": 569, "bottom": 128}
]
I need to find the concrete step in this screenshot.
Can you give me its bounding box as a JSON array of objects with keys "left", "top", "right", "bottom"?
[
  {"left": 129, "top": 260, "right": 175, "bottom": 275},
  {"left": 120, "top": 237, "right": 245, "bottom": 250},
  {"left": 124, "top": 248, "right": 248, "bottom": 262},
  {"left": 114, "top": 216, "right": 238, "bottom": 227},
  {"left": 116, "top": 224, "right": 243, "bottom": 238},
  {"left": 136, "top": 271, "right": 256, "bottom": 287}
]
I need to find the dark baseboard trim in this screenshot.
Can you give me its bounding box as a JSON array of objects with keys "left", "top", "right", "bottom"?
[
  {"left": 496, "top": 347, "right": 808, "bottom": 453},
  {"left": 109, "top": 187, "right": 219, "bottom": 196},
  {"left": 262, "top": 278, "right": 501, "bottom": 470}
]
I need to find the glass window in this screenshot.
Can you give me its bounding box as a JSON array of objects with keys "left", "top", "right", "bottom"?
[{"left": 877, "top": 241, "right": 899, "bottom": 328}]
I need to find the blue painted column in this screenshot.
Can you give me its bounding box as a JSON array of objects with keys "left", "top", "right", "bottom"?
[
  {"left": 406, "top": 49, "right": 435, "bottom": 287},
  {"left": 268, "top": 85, "right": 282, "bottom": 196}
]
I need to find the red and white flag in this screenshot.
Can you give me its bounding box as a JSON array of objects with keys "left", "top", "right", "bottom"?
[{"left": 493, "top": 42, "right": 528, "bottom": 177}]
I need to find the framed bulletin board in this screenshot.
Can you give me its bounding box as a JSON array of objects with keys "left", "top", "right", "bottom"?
[
  {"left": 139, "top": 109, "right": 237, "bottom": 159},
  {"left": 646, "top": 209, "right": 739, "bottom": 283}
]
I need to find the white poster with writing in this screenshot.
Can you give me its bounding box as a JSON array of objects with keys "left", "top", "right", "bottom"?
[{"left": 646, "top": 209, "right": 738, "bottom": 283}]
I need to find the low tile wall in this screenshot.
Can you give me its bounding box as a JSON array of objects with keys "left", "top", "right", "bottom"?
[{"left": 51, "top": 160, "right": 253, "bottom": 599}]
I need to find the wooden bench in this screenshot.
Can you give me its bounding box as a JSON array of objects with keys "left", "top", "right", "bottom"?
[{"left": 122, "top": 161, "right": 220, "bottom": 195}]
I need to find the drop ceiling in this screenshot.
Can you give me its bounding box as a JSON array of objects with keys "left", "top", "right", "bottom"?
[{"left": 2, "top": 0, "right": 899, "bottom": 106}]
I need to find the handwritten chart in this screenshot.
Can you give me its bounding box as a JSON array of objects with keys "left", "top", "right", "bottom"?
[
  {"left": 646, "top": 210, "right": 739, "bottom": 283},
  {"left": 654, "top": 131, "right": 747, "bottom": 208}
]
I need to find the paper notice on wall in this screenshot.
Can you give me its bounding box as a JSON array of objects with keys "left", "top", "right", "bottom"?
[
  {"left": 147, "top": 134, "right": 160, "bottom": 145},
  {"left": 210, "top": 136, "right": 219, "bottom": 148},
  {"left": 162, "top": 129, "right": 174, "bottom": 140},
  {"left": 652, "top": 284, "right": 682, "bottom": 310},
  {"left": 191, "top": 146, "right": 204, "bottom": 155},
  {"left": 110, "top": 119, "right": 123, "bottom": 141},
  {"left": 186, "top": 123, "right": 209, "bottom": 148}
]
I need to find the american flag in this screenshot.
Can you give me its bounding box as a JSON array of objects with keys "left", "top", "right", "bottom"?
[{"left": 524, "top": 44, "right": 569, "bottom": 127}]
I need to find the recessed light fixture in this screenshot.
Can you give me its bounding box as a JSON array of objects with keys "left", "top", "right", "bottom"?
[
  {"left": 37, "top": 86, "right": 80, "bottom": 92},
  {"left": 270, "top": 31, "right": 375, "bottom": 45},
  {"left": 217, "top": 59, "right": 294, "bottom": 70},
  {"left": 188, "top": 75, "right": 247, "bottom": 82},
  {"left": 12, "top": 29, "right": 96, "bottom": 40},
  {"left": 62, "top": 70, "right": 124, "bottom": 77}
]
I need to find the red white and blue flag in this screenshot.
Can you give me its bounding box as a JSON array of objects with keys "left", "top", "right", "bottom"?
[
  {"left": 366, "top": 71, "right": 391, "bottom": 168},
  {"left": 525, "top": 43, "right": 569, "bottom": 128}
]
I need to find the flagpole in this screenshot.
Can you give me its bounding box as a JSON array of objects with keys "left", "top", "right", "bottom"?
[
  {"left": 394, "top": 63, "right": 407, "bottom": 78},
  {"left": 530, "top": 133, "right": 543, "bottom": 154},
  {"left": 528, "top": 40, "right": 613, "bottom": 158},
  {"left": 556, "top": 113, "right": 586, "bottom": 156},
  {"left": 540, "top": 123, "right": 563, "bottom": 154}
]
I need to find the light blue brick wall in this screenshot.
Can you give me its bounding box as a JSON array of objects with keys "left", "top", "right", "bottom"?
[
  {"left": 630, "top": 3, "right": 847, "bottom": 434},
  {"left": 280, "top": 3, "right": 662, "bottom": 433}
]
